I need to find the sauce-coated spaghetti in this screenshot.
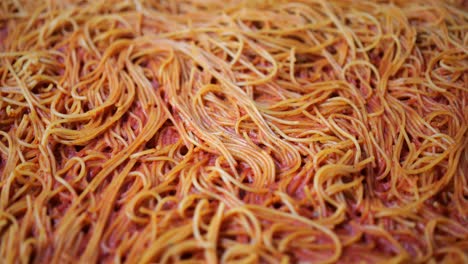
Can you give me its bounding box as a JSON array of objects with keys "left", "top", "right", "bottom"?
[{"left": 0, "top": 0, "right": 467, "bottom": 263}]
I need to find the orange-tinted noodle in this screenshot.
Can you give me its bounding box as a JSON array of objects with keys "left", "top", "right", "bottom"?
[{"left": 0, "top": 0, "right": 467, "bottom": 263}]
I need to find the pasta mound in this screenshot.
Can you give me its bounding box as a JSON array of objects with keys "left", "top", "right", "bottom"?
[{"left": 0, "top": 0, "right": 467, "bottom": 263}]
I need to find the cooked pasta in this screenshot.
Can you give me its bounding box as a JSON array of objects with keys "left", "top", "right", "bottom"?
[{"left": 0, "top": 0, "right": 467, "bottom": 263}]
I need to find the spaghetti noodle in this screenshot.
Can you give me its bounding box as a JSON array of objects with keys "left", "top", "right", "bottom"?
[{"left": 0, "top": 0, "right": 467, "bottom": 263}]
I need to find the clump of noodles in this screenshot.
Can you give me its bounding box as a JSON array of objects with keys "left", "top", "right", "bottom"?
[{"left": 0, "top": 0, "right": 467, "bottom": 263}]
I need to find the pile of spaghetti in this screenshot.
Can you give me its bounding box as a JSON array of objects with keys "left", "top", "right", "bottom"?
[{"left": 1, "top": 0, "right": 467, "bottom": 263}]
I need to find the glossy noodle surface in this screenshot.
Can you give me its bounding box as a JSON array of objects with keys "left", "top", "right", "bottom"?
[{"left": 0, "top": 0, "right": 467, "bottom": 263}]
